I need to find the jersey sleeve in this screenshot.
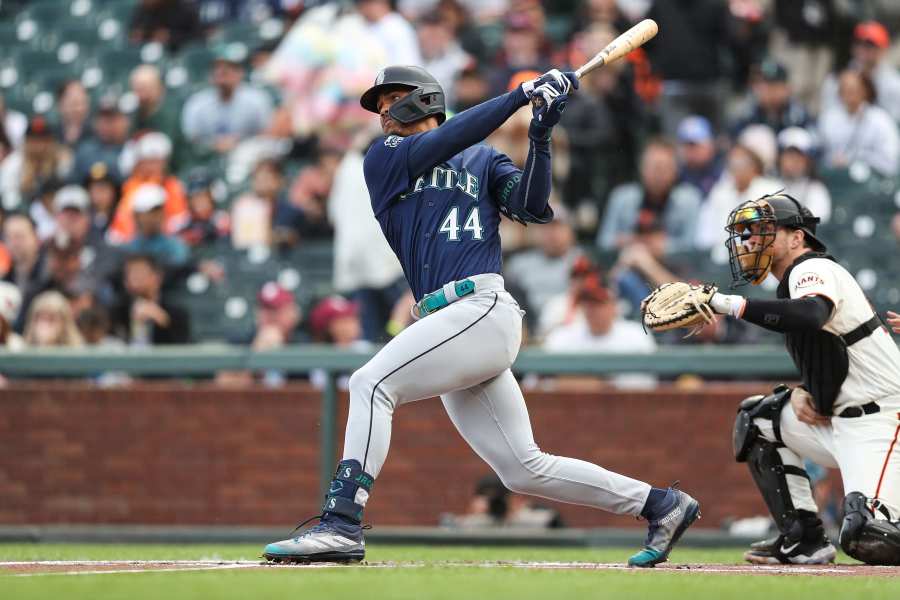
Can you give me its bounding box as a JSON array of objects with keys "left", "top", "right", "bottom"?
[
  {"left": 363, "top": 134, "right": 417, "bottom": 216},
  {"left": 788, "top": 258, "right": 839, "bottom": 317},
  {"left": 488, "top": 149, "right": 553, "bottom": 224}
]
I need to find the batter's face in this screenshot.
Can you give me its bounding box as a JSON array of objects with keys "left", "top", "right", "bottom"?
[{"left": 376, "top": 88, "right": 438, "bottom": 136}]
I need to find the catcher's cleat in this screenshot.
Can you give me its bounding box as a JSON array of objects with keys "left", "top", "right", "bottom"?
[
  {"left": 263, "top": 514, "right": 365, "bottom": 564},
  {"left": 628, "top": 488, "right": 701, "bottom": 568},
  {"left": 743, "top": 533, "right": 836, "bottom": 565}
]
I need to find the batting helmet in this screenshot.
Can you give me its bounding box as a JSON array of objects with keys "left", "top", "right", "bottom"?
[
  {"left": 725, "top": 193, "right": 826, "bottom": 286},
  {"left": 360, "top": 65, "right": 447, "bottom": 125}
]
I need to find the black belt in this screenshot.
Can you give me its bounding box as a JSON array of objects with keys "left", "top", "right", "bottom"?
[
  {"left": 841, "top": 315, "right": 883, "bottom": 346},
  {"left": 838, "top": 402, "right": 880, "bottom": 418}
]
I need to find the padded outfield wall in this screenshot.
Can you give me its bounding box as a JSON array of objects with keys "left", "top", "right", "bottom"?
[{"left": 0, "top": 382, "right": 778, "bottom": 528}]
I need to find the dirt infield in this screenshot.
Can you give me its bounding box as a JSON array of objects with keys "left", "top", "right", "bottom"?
[{"left": 2, "top": 560, "right": 897, "bottom": 577}]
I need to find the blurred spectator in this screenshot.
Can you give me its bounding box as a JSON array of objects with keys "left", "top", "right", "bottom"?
[
  {"left": 23, "top": 290, "right": 83, "bottom": 347},
  {"left": 609, "top": 213, "right": 682, "bottom": 313},
  {"left": 0, "top": 116, "right": 72, "bottom": 212},
  {"left": 231, "top": 159, "right": 284, "bottom": 249},
  {"left": 181, "top": 44, "right": 274, "bottom": 155},
  {"left": 543, "top": 275, "right": 655, "bottom": 356},
  {"left": 309, "top": 296, "right": 365, "bottom": 348},
  {"left": 821, "top": 21, "right": 900, "bottom": 124},
  {"left": 818, "top": 69, "right": 900, "bottom": 177},
  {"left": 109, "top": 132, "right": 188, "bottom": 244},
  {"left": 598, "top": 138, "right": 702, "bottom": 253},
  {"left": 696, "top": 144, "right": 782, "bottom": 249},
  {"left": 489, "top": 13, "right": 552, "bottom": 96},
  {"left": 273, "top": 148, "right": 341, "bottom": 245},
  {"left": 505, "top": 206, "right": 581, "bottom": 316},
  {"left": 1, "top": 213, "right": 45, "bottom": 332},
  {"left": 122, "top": 184, "right": 190, "bottom": 271},
  {"left": 0, "top": 281, "right": 24, "bottom": 350},
  {"left": 251, "top": 282, "right": 305, "bottom": 350},
  {"left": 776, "top": 127, "right": 832, "bottom": 224},
  {"left": 580, "top": 0, "right": 632, "bottom": 31},
  {"left": 29, "top": 178, "right": 62, "bottom": 242},
  {"left": 76, "top": 306, "right": 123, "bottom": 348},
  {"left": 52, "top": 185, "right": 121, "bottom": 305},
  {"left": 71, "top": 96, "right": 131, "bottom": 184},
  {"left": 35, "top": 236, "right": 92, "bottom": 307},
  {"left": 453, "top": 64, "right": 491, "bottom": 112},
  {"left": 53, "top": 80, "right": 91, "bottom": 148},
  {"left": 176, "top": 168, "right": 229, "bottom": 247},
  {"left": 561, "top": 25, "right": 643, "bottom": 216},
  {"left": 129, "top": 0, "right": 203, "bottom": 51},
  {"left": 129, "top": 65, "right": 184, "bottom": 169},
  {"left": 536, "top": 255, "right": 597, "bottom": 340},
  {"left": 418, "top": 11, "right": 470, "bottom": 107},
  {"left": 730, "top": 58, "right": 813, "bottom": 137},
  {"left": 112, "top": 254, "right": 191, "bottom": 345},
  {"left": 356, "top": 0, "right": 423, "bottom": 65},
  {"left": 84, "top": 162, "right": 121, "bottom": 238},
  {"left": 442, "top": 473, "right": 564, "bottom": 529},
  {"left": 768, "top": 0, "right": 839, "bottom": 113},
  {"left": 0, "top": 93, "right": 26, "bottom": 151},
  {"left": 328, "top": 136, "right": 406, "bottom": 342},
  {"left": 736, "top": 123, "right": 778, "bottom": 175},
  {"left": 645, "top": 0, "right": 732, "bottom": 134},
  {"left": 676, "top": 115, "right": 723, "bottom": 197},
  {"left": 894, "top": 213, "right": 900, "bottom": 245}
]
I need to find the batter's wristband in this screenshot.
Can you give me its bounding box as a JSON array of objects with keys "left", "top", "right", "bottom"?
[{"left": 528, "top": 122, "right": 552, "bottom": 142}]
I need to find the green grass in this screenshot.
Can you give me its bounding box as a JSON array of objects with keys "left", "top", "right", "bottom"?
[{"left": 1, "top": 544, "right": 897, "bottom": 600}]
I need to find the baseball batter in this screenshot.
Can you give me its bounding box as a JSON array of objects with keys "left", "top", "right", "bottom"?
[
  {"left": 708, "top": 193, "right": 900, "bottom": 565},
  {"left": 264, "top": 66, "right": 700, "bottom": 567}
]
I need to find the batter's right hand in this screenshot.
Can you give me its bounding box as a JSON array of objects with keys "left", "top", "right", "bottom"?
[
  {"left": 522, "top": 69, "right": 578, "bottom": 99},
  {"left": 790, "top": 387, "right": 830, "bottom": 426}
]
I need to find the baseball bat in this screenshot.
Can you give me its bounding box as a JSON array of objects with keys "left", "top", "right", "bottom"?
[{"left": 532, "top": 19, "right": 659, "bottom": 107}]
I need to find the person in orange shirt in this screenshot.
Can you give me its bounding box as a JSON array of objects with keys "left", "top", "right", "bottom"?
[{"left": 107, "top": 132, "right": 188, "bottom": 245}]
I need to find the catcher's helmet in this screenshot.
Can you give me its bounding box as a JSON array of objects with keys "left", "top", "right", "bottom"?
[
  {"left": 360, "top": 65, "right": 447, "bottom": 125},
  {"left": 724, "top": 192, "right": 826, "bottom": 286}
]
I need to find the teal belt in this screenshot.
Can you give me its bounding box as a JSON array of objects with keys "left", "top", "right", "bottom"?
[{"left": 414, "top": 279, "right": 476, "bottom": 319}]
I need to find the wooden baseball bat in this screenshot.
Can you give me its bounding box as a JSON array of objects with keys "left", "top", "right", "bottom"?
[{"left": 532, "top": 19, "right": 659, "bottom": 107}]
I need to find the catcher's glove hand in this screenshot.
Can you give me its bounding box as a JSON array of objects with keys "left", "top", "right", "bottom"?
[{"left": 640, "top": 282, "right": 718, "bottom": 336}]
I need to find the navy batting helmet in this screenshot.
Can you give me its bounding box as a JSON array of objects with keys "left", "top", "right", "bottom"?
[{"left": 360, "top": 65, "right": 446, "bottom": 125}]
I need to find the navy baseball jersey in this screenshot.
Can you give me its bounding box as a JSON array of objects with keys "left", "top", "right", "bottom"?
[{"left": 362, "top": 89, "right": 554, "bottom": 301}]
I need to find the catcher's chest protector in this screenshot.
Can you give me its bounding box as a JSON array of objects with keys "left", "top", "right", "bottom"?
[{"left": 777, "top": 253, "right": 848, "bottom": 416}]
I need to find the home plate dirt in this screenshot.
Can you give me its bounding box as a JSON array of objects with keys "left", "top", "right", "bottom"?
[{"left": 2, "top": 560, "right": 898, "bottom": 577}]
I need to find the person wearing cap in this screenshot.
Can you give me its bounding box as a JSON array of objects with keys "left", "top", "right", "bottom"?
[
  {"left": 821, "top": 21, "right": 900, "bottom": 123},
  {"left": 676, "top": 115, "right": 723, "bottom": 197},
  {"left": 181, "top": 44, "right": 273, "bottom": 155},
  {"left": 599, "top": 138, "right": 702, "bottom": 254},
  {"left": 543, "top": 273, "right": 655, "bottom": 358},
  {"left": 111, "top": 253, "right": 190, "bottom": 345},
  {"left": 818, "top": 68, "right": 899, "bottom": 177},
  {"left": 776, "top": 127, "right": 831, "bottom": 224},
  {"left": 0, "top": 116, "right": 73, "bottom": 212},
  {"left": 84, "top": 162, "right": 121, "bottom": 238},
  {"left": 176, "top": 167, "right": 229, "bottom": 247},
  {"left": 309, "top": 295, "right": 364, "bottom": 347},
  {"left": 108, "top": 132, "right": 188, "bottom": 245},
  {"left": 251, "top": 281, "right": 304, "bottom": 350},
  {"left": 730, "top": 58, "right": 813, "bottom": 138},
  {"left": 121, "top": 183, "right": 189, "bottom": 270},
  {"left": 71, "top": 95, "right": 131, "bottom": 184},
  {"left": 535, "top": 255, "right": 599, "bottom": 340},
  {"left": 129, "top": 0, "right": 202, "bottom": 52}
]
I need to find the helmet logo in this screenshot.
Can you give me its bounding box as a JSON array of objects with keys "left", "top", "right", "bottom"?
[{"left": 375, "top": 70, "right": 386, "bottom": 85}]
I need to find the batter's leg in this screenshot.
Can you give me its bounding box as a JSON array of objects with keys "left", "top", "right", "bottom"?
[{"left": 441, "top": 370, "right": 701, "bottom": 567}]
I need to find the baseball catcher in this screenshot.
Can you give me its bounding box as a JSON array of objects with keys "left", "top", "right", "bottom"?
[{"left": 643, "top": 192, "right": 900, "bottom": 565}]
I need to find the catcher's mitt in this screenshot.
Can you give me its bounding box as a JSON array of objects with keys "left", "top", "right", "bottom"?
[{"left": 640, "top": 282, "right": 718, "bottom": 336}]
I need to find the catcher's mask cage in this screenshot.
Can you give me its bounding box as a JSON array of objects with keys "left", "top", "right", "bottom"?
[
  {"left": 724, "top": 193, "right": 824, "bottom": 286},
  {"left": 360, "top": 65, "right": 447, "bottom": 125}
]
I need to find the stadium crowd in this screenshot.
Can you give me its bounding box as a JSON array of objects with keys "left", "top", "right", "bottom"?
[{"left": 0, "top": 0, "right": 899, "bottom": 379}]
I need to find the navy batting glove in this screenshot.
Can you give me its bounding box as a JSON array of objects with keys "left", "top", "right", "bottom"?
[
  {"left": 529, "top": 92, "right": 569, "bottom": 141},
  {"left": 522, "top": 69, "right": 579, "bottom": 99}
]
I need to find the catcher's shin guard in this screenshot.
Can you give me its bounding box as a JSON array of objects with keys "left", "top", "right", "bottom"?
[
  {"left": 839, "top": 492, "right": 900, "bottom": 565},
  {"left": 734, "top": 387, "right": 824, "bottom": 536}
]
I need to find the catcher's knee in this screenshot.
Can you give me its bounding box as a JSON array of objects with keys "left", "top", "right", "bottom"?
[
  {"left": 840, "top": 492, "right": 900, "bottom": 565},
  {"left": 733, "top": 384, "right": 792, "bottom": 462}
]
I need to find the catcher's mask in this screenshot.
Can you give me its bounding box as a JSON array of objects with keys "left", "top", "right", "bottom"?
[{"left": 724, "top": 193, "right": 825, "bottom": 286}]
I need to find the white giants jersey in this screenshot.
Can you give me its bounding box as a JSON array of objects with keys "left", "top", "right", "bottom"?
[{"left": 788, "top": 258, "right": 900, "bottom": 407}]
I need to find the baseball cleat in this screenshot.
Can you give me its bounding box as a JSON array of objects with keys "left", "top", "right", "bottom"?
[
  {"left": 263, "top": 515, "right": 365, "bottom": 563},
  {"left": 628, "top": 489, "right": 701, "bottom": 568},
  {"left": 743, "top": 533, "right": 836, "bottom": 565}
]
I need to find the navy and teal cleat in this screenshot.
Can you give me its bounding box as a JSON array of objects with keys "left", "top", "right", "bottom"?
[
  {"left": 628, "top": 489, "right": 701, "bottom": 568},
  {"left": 263, "top": 514, "right": 365, "bottom": 564}
]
